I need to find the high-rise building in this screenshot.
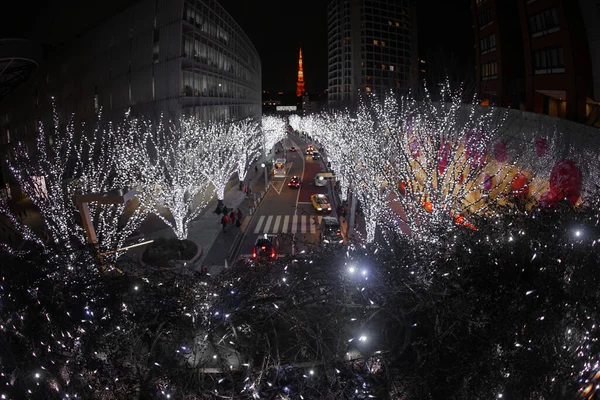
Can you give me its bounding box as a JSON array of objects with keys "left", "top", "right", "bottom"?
[
  {"left": 472, "top": 0, "right": 599, "bottom": 124},
  {"left": 0, "top": 0, "right": 262, "bottom": 185},
  {"left": 327, "top": 0, "right": 416, "bottom": 107},
  {"left": 296, "top": 46, "right": 305, "bottom": 97}
]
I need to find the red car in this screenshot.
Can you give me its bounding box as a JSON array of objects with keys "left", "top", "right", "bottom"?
[
  {"left": 287, "top": 176, "right": 301, "bottom": 188},
  {"left": 289, "top": 146, "right": 297, "bottom": 152}
]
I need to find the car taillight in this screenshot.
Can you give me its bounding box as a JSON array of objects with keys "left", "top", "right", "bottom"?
[
  {"left": 252, "top": 250, "right": 257, "bottom": 258},
  {"left": 271, "top": 248, "right": 276, "bottom": 258}
]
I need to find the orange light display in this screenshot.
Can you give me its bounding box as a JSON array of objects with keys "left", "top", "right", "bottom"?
[{"left": 296, "top": 46, "right": 305, "bottom": 97}]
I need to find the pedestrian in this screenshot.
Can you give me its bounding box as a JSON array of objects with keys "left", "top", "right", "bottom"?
[
  {"left": 247, "top": 187, "right": 252, "bottom": 197},
  {"left": 229, "top": 209, "right": 236, "bottom": 225},
  {"left": 222, "top": 205, "right": 229, "bottom": 216},
  {"left": 221, "top": 214, "right": 229, "bottom": 232},
  {"left": 236, "top": 207, "right": 243, "bottom": 222}
]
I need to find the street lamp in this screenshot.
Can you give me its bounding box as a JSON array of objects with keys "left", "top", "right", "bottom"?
[{"left": 261, "top": 163, "right": 268, "bottom": 189}]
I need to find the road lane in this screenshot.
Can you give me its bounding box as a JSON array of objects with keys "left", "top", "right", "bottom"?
[{"left": 235, "top": 135, "right": 338, "bottom": 260}]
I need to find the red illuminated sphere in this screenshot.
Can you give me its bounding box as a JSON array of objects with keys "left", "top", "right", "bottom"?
[
  {"left": 549, "top": 159, "right": 582, "bottom": 206},
  {"left": 511, "top": 172, "right": 529, "bottom": 197}
]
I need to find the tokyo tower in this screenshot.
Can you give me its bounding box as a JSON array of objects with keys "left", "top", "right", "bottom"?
[{"left": 296, "top": 45, "right": 305, "bottom": 97}]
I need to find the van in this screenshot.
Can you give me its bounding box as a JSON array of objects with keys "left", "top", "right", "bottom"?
[
  {"left": 273, "top": 158, "right": 287, "bottom": 178},
  {"left": 320, "top": 216, "right": 343, "bottom": 245},
  {"left": 314, "top": 172, "right": 335, "bottom": 187}
]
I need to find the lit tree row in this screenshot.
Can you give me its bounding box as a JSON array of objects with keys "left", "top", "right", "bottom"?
[
  {"left": 2, "top": 109, "right": 277, "bottom": 258},
  {"left": 291, "top": 84, "right": 594, "bottom": 242}
]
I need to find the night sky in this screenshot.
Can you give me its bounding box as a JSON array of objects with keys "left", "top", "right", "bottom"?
[{"left": 0, "top": 0, "right": 474, "bottom": 94}]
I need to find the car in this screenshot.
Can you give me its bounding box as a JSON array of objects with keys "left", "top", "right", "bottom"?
[
  {"left": 252, "top": 234, "right": 279, "bottom": 261},
  {"left": 312, "top": 151, "right": 320, "bottom": 160},
  {"left": 288, "top": 176, "right": 301, "bottom": 188},
  {"left": 305, "top": 145, "right": 315, "bottom": 155},
  {"left": 320, "top": 216, "right": 343, "bottom": 245},
  {"left": 310, "top": 194, "right": 332, "bottom": 212},
  {"left": 289, "top": 146, "right": 297, "bottom": 152}
]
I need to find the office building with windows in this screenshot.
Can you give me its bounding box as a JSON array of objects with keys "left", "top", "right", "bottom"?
[
  {"left": 327, "top": 0, "right": 416, "bottom": 107},
  {"left": 0, "top": 0, "right": 261, "bottom": 186},
  {"left": 472, "top": 0, "right": 599, "bottom": 124},
  {"left": 0, "top": 0, "right": 261, "bottom": 141}
]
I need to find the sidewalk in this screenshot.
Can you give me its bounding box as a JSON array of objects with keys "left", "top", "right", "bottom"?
[{"left": 123, "top": 156, "right": 274, "bottom": 274}]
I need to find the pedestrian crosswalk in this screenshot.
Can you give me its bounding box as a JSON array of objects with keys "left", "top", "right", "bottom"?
[{"left": 250, "top": 214, "right": 327, "bottom": 234}]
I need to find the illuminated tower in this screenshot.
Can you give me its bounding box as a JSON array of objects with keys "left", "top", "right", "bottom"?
[{"left": 296, "top": 45, "right": 305, "bottom": 97}]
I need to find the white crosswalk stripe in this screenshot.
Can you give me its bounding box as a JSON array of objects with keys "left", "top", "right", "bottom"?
[
  {"left": 281, "top": 215, "right": 290, "bottom": 233},
  {"left": 253, "top": 215, "right": 265, "bottom": 234},
  {"left": 249, "top": 214, "right": 332, "bottom": 234}
]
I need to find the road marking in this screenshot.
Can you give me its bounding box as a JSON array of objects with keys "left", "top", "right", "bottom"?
[
  {"left": 273, "top": 215, "right": 281, "bottom": 232},
  {"left": 263, "top": 215, "right": 273, "bottom": 233},
  {"left": 282, "top": 215, "right": 289, "bottom": 233},
  {"left": 254, "top": 215, "right": 265, "bottom": 234},
  {"left": 300, "top": 215, "right": 307, "bottom": 233},
  {"left": 310, "top": 216, "right": 317, "bottom": 234},
  {"left": 291, "top": 215, "right": 298, "bottom": 233}
]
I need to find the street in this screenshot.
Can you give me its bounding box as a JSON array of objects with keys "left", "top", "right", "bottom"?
[{"left": 236, "top": 135, "right": 337, "bottom": 259}]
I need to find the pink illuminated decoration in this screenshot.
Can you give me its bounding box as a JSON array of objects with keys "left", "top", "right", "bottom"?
[
  {"left": 410, "top": 138, "right": 420, "bottom": 158},
  {"left": 465, "top": 131, "right": 486, "bottom": 167},
  {"left": 535, "top": 138, "right": 548, "bottom": 158},
  {"left": 549, "top": 159, "right": 582, "bottom": 206},
  {"left": 437, "top": 142, "right": 451, "bottom": 174},
  {"left": 483, "top": 174, "right": 493, "bottom": 191},
  {"left": 494, "top": 141, "right": 507, "bottom": 163}
]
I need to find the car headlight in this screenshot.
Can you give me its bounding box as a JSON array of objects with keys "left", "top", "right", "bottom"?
[
  {"left": 323, "top": 239, "right": 330, "bottom": 244},
  {"left": 317, "top": 207, "right": 322, "bottom": 211},
  {"left": 339, "top": 239, "right": 344, "bottom": 244}
]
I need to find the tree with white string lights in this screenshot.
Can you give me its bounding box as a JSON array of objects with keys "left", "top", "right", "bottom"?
[
  {"left": 4, "top": 105, "right": 152, "bottom": 262},
  {"left": 70, "top": 115, "right": 154, "bottom": 261},
  {"left": 194, "top": 117, "right": 240, "bottom": 203},
  {"left": 232, "top": 118, "right": 261, "bottom": 184},
  {"left": 142, "top": 116, "right": 215, "bottom": 240},
  {"left": 261, "top": 115, "right": 286, "bottom": 156}
]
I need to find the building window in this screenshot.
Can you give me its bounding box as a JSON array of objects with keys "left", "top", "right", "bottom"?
[
  {"left": 481, "top": 61, "right": 497, "bottom": 80},
  {"left": 534, "top": 47, "right": 565, "bottom": 74},
  {"left": 389, "top": 65, "right": 395, "bottom": 71},
  {"left": 153, "top": 27, "right": 160, "bottom": 63},
  {"left": 480, "top": 33, "right": 496, "bottom": 54},
  {"left": 477, "top": 9, "right": 493, "bottom": 29},
  {"left": 373, "top": 39, "right": 379, "bottom": 45},
  {"left": 529, "top": 8, "right": 559, "bottom": 37},
  {"left": 94, "top": 86, "right": 99, "bottom": 114}
]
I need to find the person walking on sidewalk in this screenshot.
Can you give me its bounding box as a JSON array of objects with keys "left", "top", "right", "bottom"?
[
  {"left": 229, "top": 209, "right": 236, "bottom": 225},
  {"left": 221, "top": 214, "right": 229, "bottom": 232}
]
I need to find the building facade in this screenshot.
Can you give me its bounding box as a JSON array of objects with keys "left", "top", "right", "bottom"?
[
  {"left": 0, "top": 0, "right": 261, "bottom": 143},
  {"left": 472, "top": 0, "right": 598, "bottom": 124},
  {"left": 327, "top": 0, "right": 415, "bottom": 107}
]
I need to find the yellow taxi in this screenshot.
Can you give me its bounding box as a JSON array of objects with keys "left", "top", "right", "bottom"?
[{"left": 310, "top": 194, "right": 332, "bottom": 212}]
